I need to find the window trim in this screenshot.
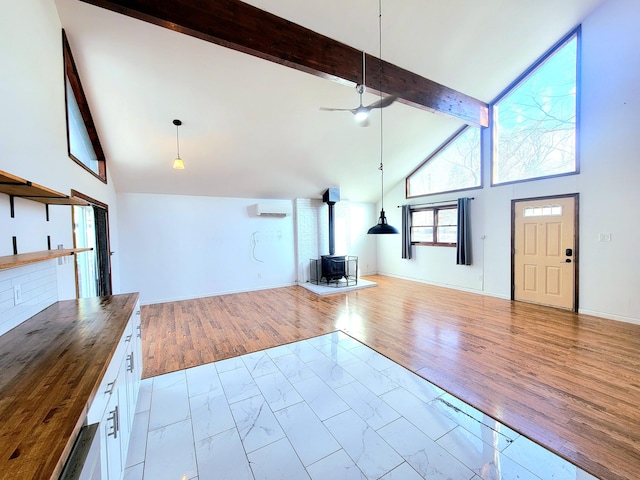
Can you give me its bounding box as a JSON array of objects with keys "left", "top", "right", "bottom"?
[
  {"left": 63, "top": 30, "right": 107, "bottom": 184},
  {"left": 410, "top": 204, "right": 458, "bottom": 247},
  {"left": 490, "top": 26, "right": 581, "bottom": 188},
  {"left": 405, "top": 125, "right": 483, "bottom": 199}
]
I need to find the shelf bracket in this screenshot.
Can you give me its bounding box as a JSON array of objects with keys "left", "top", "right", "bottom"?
[
  {"left": 46, "top": 204, "right": 50, "bottom": 222},
  {"left": 10, "top": 195, "right": 15, "bottom": 218},
  {"left": 12, "top": 236, "right": 18, "bottom": 255}
]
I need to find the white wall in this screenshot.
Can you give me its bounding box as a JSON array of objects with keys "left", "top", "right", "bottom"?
[
  {"left": 117, "top": 193, "right": 297, "bottom": 304},
  {"left": 117, "top": 193, "right": 378, "bottom": 304},
  {"left": 378, "top": 0, "right": 640, "bottom": 324},
  {"left": 0, "top": 1, "right": 124, "bottom": 332}
]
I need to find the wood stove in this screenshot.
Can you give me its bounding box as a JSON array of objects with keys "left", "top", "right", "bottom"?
[
  {"left": 321, "top": 255, "right": 346, "bottom": 281},
  {"left": 310, "top": 255, "right": 358, "bottom": 287},
  {"left": 309, "top": 188, "right": 358, "bottom": 287}
]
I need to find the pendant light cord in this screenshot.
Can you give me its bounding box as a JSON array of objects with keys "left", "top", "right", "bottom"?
[
  {"left": 362, "top": 50, "right": 366, "bottom": 86},
  {"left": 176, "top": 123, "right": 180, "bottom": 158},
  {"left": 378, "top": 0, "right": 384, "bottom": 212}
]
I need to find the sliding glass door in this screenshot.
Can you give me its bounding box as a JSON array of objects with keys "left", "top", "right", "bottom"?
[{"left": 72, "top": 192, "right": 112, "bottom": 298}]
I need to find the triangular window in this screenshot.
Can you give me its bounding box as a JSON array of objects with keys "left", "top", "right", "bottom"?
[
  {"left": 406, "top": 126, "right": 481, "bottom": 198},
  {"left": 492, "top": 29, "right": 579, "bottom": 185}
]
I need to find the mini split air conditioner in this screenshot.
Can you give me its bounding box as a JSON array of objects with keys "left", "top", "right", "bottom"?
[{"left": 251, "top": 203, "right": 292, "bottom": 217}]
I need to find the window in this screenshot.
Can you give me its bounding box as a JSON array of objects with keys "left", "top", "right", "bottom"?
[
  {"left": 63, "top": 30, "right": 107, "bottom": 183},
  {"left": 492, "top": 29, "right": 579, "bottom": 185},
  {"left": 406, "top": 126, "right": 481, "bottom": 198},
  {"left": 410, "top": 206, "right": 457, "bottom": 246},
  {"left": 523, "top": 204, "right": 562, "bottom": 217}
]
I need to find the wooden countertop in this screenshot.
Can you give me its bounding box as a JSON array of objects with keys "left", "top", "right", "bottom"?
[{"left": 0, "top": 293, "right": 139, "bottom": 480}]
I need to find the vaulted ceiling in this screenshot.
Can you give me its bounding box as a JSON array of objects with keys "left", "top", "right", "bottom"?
[{"left": 54, "top": 0, "right": 607, "bottom": 203}]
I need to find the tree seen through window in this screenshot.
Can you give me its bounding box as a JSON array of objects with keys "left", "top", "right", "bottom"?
[
  {"left": 406, "top": 126, "right": 481, "bottom": 198},
  {"left": 493, "top": 32, "right": 578, "bottom": 184}
]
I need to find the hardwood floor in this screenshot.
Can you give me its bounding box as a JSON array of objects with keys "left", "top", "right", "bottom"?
[{"left": 141, "top": 275, "right": 640, "bottom": 480}]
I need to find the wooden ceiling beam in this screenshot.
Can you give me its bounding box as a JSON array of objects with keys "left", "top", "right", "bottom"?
[{"left": 79, "top": 0, "right": 489, "bottom": 127}]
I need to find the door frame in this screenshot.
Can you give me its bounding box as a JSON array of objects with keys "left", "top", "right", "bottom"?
[
  {"left": 511, "top": 193, "right": 579, "bottom": 312},
  {"left": 71, "top": 189, "right": 112, "bottom": 298}
]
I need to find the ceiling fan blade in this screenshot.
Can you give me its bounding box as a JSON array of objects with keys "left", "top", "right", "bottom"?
[
  {"left": 366, "top": 94, "right": 398, "bottom": 110},
  {"left": 319, "top": 107, "right": 357, "bottom": 112}
]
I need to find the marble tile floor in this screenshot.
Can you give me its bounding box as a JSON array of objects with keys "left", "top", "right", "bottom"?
[{"left": 123, "top": 332, "right": 597, "bottom": 480}]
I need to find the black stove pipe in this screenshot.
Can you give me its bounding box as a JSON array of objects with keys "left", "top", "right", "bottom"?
[
  {"left": 327, "top": 203, "right": 335, "bottom": 255},
  {"left": 323, "top": 188, "right": 340, "bottom": 256}
]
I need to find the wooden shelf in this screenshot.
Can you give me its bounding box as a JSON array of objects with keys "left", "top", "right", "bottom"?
[
  {"left": 0, "top": 248, "right": 92, "bottom": 270},
  {"left": 0, "top": 170, "right": 88, "bottom": 206}
]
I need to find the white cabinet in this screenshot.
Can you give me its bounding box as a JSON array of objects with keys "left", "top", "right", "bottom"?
[
  {"left": 87, "top": 300, "right": 142, "bottom": 480},
  {"left": 103, "top": 377, "right": 123, "bottom": 479}
]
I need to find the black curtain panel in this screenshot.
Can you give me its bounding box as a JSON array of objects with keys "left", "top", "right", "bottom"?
[
  {"left": 456, "top": 197, "right": 472, "bottom": 265},
  {"left": 401, "top": 205, "right": 412, "bottom": 259}
]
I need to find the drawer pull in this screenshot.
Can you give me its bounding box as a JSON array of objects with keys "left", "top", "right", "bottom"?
[
  {"left": 104, "top": 381, "right": 115, "bottom": 395},
  {"left": 125, "top": 334, "right": 132, "bottom": 343},
  {"left": 107, "top": 405, "right": 119, "bottom": 439},
  {"left": 126, "top": 354, "right": 135, "bottom": 373}
]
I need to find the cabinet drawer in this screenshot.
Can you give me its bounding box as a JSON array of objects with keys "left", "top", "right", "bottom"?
[{"left": 87, "top": 318, "right": 134, "bottom": 424}]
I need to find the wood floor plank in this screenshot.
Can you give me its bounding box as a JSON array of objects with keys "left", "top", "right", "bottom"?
[{"left": 140, "top": 275, "right": 640, "bottom": 480}]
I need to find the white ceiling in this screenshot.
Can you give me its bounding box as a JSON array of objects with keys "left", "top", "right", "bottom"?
[{"left": 54, "top": 0, "right": 607, "bottom": 203}]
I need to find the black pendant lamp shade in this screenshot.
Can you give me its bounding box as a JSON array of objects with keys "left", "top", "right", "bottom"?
[{"left": 368, "top": 208, "right": 399, "bottom": 234}]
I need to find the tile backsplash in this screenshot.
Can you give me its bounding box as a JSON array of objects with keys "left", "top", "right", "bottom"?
[{"left": 0, "top": 260, "right": 58, "bottom": 336}]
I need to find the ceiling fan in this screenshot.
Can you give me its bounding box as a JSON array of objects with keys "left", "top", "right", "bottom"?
[
  {"left": 320, "top": 84, "right": 397, "bottom": 127},
  {"left": 320, "top": 51, "right": 397, "bottom": 127}
]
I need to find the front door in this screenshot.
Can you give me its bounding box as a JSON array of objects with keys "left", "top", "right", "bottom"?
[{"left": 512, "top": 194, "right": 578, "bottom": 311}]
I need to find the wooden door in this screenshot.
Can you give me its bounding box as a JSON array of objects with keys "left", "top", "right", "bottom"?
[{"left": 513, "top": 195, "right": 577, "bottom": 310}]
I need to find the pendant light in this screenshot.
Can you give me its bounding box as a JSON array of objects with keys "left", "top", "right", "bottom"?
[
  {"left": 368, "top": 0, "right": 398, "bottom": 235},
  {"left": 172, "top": 119, "right": 185, "bottom": 169}
]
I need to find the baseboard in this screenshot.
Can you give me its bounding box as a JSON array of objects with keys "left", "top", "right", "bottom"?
[
  {"left": 378, "top": 272, "right": 510, "bottom": 300},
  {"left": 578, "top": 309, "right": 640, "bottom": 325}
]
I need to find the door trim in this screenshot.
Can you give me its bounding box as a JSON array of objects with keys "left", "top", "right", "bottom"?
[
  {"left": 70, "top": 190, "right": 112, "bottom": 297},
  {"left": 511, "top": 193, "right": 579, "bottom": 312}
]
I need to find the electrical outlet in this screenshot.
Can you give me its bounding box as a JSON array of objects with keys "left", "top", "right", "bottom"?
[
  {"left": 13, "top": 285, "right": 22, "bottom": 305},
  {"left": 598, "top": 233, "right": 612, "bottom": 242}
]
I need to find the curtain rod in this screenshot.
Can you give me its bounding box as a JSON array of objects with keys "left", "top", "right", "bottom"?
[{"left": 397, "top": 197, "right": 474, "bottom": 208}]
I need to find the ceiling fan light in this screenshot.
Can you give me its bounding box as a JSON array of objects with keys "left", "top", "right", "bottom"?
[
  {"left": 354, "top": 109, "right": 369, "bottom": 123},
  {"left": 172, "top": 157, "right": 185, "bottom": 170}
]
